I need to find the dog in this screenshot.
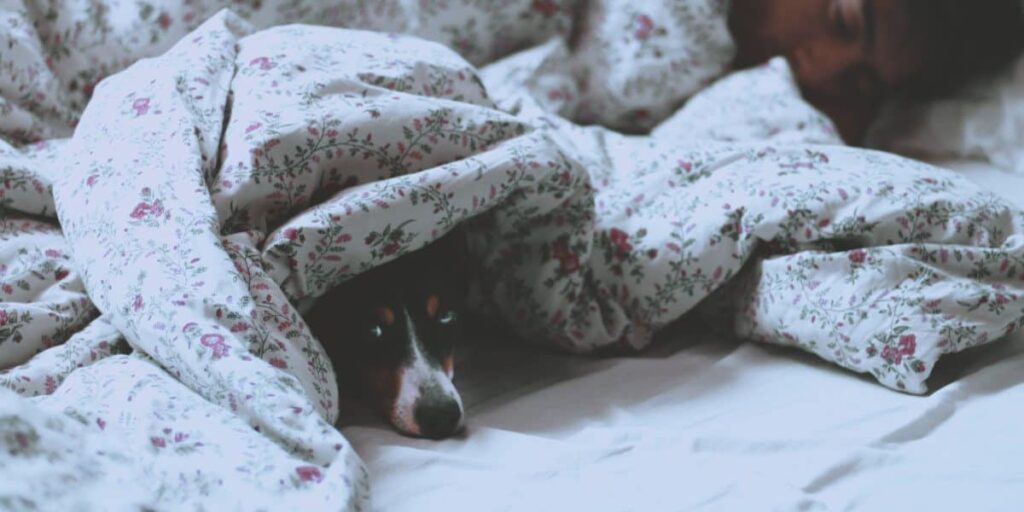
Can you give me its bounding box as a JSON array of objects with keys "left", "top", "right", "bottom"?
[{"left": 306, "top": 232, "right": 468, "bottom": 439}]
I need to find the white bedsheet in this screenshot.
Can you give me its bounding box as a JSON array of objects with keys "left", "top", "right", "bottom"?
[{"left": 342, "top": 159, "right": 1024, "bottom": 511}]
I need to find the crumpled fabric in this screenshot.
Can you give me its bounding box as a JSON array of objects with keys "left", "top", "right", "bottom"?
[{"left": 3, "top": 3, "right": 1024, "bottom": 510}]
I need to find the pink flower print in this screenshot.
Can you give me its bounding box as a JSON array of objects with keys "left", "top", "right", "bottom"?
[
  {"left": 151, "top": 200, "right": 165, "bottom": 217},
  {"left": 96, "top": 418, "right": 106, "bottom": 430},
  {"left": 269, "top": 358, "right": 288, "bottom": 369},
  {"left": 0, "top": 310, "right": 8, "bottom": 326},
  {"left": 54, "top": 268, "right": 69, "bottom": 281},
  {"left": 129, "top": 199, "right": 165, "bottom": 220},
  {"left": 245, "top": 122, "right": 261, "bottom": 134},
  {"left": 295, "top": 466, "right": 323, "bottom": 483},
  {"left": 847, "top": 249, "right": 866, "bottom": 264},
  {"left": 634, "top": 14, "right": 654, "bottom": 40},
  {"left": 560, "top": 253, "right": 580, "bottom": 273},
  {"left": 45, "top": 249, "right": 59, "bottom": 258},
  {"left": 881, "top": 345, "right": 900, "bottom": 364},
  {"left": 283, "top": 228, "right": 299, "bottom": 241},
  {"left": 551, "top": 238, "right": 569, "bottom": 259},
  {"left": 383, "top": 242, "right": 400, "bottom": 256},
  {"left": 2, "top": 284, "right": 12, "bottom": 295},
  {"left": 150, "top": 437, "right": 166, "bottom": 448},
  {"left": 44, "top": 376, "right": 57, "bottom": 394},
  {"left": 548, "top": 238, "right": 579, "bottom": 273},
  {"left": 531, "top": 0, "right": 558, "bottom": 17},
  {"left": 898, "top": 334, "right": 916, "bottom": 356},
  {"left": 173, "top": 432, "right": 188, "bottom": 443},
  {"left": 157, "top": 12, "right": 171, "bottom": 30},
  {"left": 132, "top": 97, "right": 150, "bottom": 116},
  {"left": 911, "top": 360, "right": 927, "bottom": 373},
  {"left": 200, "top": 334, "right": 230, "bottom": 359},
  {"left": 609, "top": 228, "right": 633, "bottom": 254},
  {"left": 132, "top": 294, "right": 144, "bottom": 312},
  {"left": 249, "top": 57, "right": 273, "bottom": 70},
  {"left": 86, "top": 175, "right": 99, "bottom": 186},
  {"left": 129, "top": 202, "right": 149, "bottom": 219}
]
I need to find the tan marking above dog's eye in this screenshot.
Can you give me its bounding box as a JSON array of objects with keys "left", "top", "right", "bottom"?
[
  {"left": 376, "top": 307, "right": 396, "bottom": 326},
  {"left": 425, "top": 295, "right": 440, "bottom": 318}
]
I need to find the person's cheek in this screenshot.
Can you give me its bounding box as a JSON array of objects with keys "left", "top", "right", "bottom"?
[{"left": 790, "top": 39, "right": 862, "bottom": 98}]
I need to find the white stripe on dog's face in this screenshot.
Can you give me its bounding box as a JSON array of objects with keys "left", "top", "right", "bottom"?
[{"left": 389, "top": 308, "right": 463, "bottom": 438}]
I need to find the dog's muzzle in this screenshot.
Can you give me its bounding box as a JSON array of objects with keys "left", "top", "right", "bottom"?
[
  {"left": 412, "top": 383, "right": 464, "bottom": 439},
  {"left": 389, "top": 354, "right": 464, "bottom": 439}
]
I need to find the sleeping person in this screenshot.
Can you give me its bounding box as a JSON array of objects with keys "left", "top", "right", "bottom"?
[
  {"left": 554, "top": 0, "right": 1024, "bottom": 145},
  {"left": 728, "top": 0, "right": 1024, "bottom": 144}
]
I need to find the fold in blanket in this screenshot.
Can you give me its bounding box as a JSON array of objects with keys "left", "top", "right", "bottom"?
[{"left": 2, "top": 5, "right": 1024, "bottom": 510}]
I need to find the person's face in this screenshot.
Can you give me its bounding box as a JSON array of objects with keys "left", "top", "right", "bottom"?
[{"left": 729, "top": 0, "right": 932, "bottom": 102}]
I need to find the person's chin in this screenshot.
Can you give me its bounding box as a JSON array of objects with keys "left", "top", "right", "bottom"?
[{"left": 733, "top": 36, "right": 782, "bottom": 68}]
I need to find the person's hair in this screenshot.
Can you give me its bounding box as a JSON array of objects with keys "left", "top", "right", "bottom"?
[{"left": 901, "top": 0, "right": 1024, "bottom": 97}]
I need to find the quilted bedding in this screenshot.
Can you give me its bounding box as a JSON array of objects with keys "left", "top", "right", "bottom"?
[{"left": 2, "top": 2, "right": 1024, "bottom": 509}]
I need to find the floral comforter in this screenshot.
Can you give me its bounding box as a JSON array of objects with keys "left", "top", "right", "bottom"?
[{"left": 3, "top": 2, "right": 1024, "bottom": 510}]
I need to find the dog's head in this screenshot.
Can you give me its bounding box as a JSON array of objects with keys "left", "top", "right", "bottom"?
[{"left": 308, "top": 233, "right": 467, "bottom": 439}]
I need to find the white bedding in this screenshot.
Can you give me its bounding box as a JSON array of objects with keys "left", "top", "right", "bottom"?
[
  {"left": 344, "top": 160, "right": 1024, "bottom": 511},
  {"left": 3, "top": 2, "right": 1024, "bottom": 509}
]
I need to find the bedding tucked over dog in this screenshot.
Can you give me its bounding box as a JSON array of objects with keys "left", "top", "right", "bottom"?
[{"left": 2, "top": 2, "right": 1024, "bottom": 509}]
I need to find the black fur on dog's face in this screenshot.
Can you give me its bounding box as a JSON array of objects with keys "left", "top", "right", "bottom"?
[{"left": 307, "top": 233, "right": 467, "bottom": 439}]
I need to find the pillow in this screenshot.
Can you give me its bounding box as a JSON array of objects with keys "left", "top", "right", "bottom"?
[
  {"left": 652, "top": 57, "right": 843, "bottom": 145},
  {"left": 569, "top": 0, "right": 735, "bottom": 132},
  {"left": 866, "top": 52, "right": 1024, "bottom": 173}
]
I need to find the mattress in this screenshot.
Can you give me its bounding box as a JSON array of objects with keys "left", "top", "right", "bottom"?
[{"left": 341, "top": 158, "right": 1024, "bottom": 511}]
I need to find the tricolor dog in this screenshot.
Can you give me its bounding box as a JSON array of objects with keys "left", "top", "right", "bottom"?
[{"left": 307, "top": 233, "right": 467, "bottom": 439}]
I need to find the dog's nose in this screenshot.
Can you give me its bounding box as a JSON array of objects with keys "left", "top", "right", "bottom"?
[{"left": 413, "top": 397, "right": 463, "bottom": 439}]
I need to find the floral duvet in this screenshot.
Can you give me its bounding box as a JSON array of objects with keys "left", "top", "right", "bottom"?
[{"left": 2, "top": 2, "right": 1024, "bottom": 510}]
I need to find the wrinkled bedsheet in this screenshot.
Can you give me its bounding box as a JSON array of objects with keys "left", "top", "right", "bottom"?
[{"left": 3, "top": 3, "right": 1024, "bottom": 510}]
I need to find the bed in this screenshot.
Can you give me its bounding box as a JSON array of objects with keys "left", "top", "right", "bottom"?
[
  {"left": 346, "top": 162, "right": 1024, "bottom": 510},
  {"left": 2, "top": 1, "right": 1023, "bottom": 510}
]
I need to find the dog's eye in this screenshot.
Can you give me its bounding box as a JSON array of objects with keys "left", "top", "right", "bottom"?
[
  {"left": 438, "top": 310, "right": 457, "bottom": 325},
  {"left": 368, "top": 325, "right": 384, "bottom": 339}
]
